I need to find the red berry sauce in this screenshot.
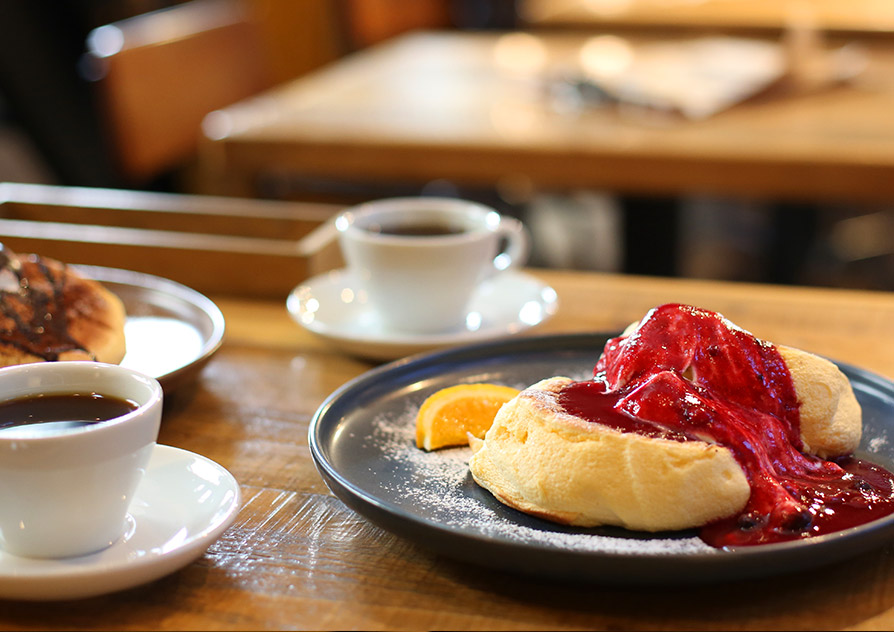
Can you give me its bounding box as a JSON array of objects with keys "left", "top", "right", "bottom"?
[{"left": 557, "top": 304, "right": 894, "bottom": 548}]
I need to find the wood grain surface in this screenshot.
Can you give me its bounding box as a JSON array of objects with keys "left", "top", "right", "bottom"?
[{"left": 3, "top": 268, "right": 894, "bottom": 630}]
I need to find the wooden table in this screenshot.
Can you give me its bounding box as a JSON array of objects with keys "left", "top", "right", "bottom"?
[
  {"left": 5, "top": 268, "right": 894, "bottom": 629},
  {"left": 520, "top": 0, "right": 894, "bottom": 37},
  {"left": 198, "top": 30, "right": 894, "bottom": 205}
]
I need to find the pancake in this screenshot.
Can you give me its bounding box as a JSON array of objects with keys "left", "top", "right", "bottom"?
[
  {"left": 469, "top": 375, "right": 752, "bottom": 531},
  {"left": 0, "top": 247, "right": 126, "bottom": 367},
  {"left": 777, "top": 345, "right": 861, "bottom": 458},
  {"left": 468, "top": 304, "right": 863, "bottom": 535}
]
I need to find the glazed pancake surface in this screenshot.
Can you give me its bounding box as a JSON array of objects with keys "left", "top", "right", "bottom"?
[{"left": 469, "top": 375, "right": 751, "bottom": 532}]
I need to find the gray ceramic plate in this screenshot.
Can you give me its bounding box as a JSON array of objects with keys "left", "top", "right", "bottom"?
[
  {"left": 76, "top": 265, "right": 225, "bottom": 394},
  {"left": 309, "top": 333, "right": 894, "bottom": 584}
]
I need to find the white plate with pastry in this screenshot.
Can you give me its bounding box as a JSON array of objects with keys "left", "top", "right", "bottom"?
[
  {"left": 287, "top": 268, "right": 558, "bottom": 361},
  {"left": 309, "top": 332, "right": 894, "bottom": 584},
  {"left": 0, "top": 251, "right": 222, "bottom": 393}
]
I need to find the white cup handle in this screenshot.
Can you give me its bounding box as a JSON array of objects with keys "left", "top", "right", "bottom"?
[{"left": 492, "top": 216, "right": 529, "bottom": 274}]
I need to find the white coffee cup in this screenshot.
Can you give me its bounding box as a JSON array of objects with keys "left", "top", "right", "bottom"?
[
  {"left": 335, "top": 197, "right": 529, "bottom": 334},
  {"left": 0, "top": 362, "right": 162, "bottom": 558}
]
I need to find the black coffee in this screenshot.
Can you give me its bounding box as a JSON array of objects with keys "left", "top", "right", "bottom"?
[
  {"left": 0, "top": 393, "right": 139, "bottom": 437},
  {"left": 367, "top": 222, "right": 465, "bottom": 237}
]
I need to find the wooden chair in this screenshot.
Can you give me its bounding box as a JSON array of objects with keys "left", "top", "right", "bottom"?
[{"left": 83, "top": 0, "right": 274, "bottom": 188}]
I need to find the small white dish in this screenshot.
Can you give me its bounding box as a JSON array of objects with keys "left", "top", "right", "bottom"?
[
  {"left": 0, "top": 445, "right": 241, "bottom": 601},
  {"left": 287, "top": 269, "right": 559, "bottom": 361}
]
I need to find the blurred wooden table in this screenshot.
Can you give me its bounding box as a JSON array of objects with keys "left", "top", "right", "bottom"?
[
  {"left": 520, "top": 0, "right": 894, "bottom": 36},
  {"left": 198, "top": 30, "right": 894, "bottom": 205},
  {"left": 4, "top": 268, "right": 894, "bottom": 629}
]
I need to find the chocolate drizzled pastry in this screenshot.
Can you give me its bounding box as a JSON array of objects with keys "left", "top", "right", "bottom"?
[{"left": 0, "top": 246, "right": 126, "bottom": 366}]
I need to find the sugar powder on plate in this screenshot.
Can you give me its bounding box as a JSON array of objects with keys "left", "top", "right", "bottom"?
[{"left": 367, "top": 401, "right": 716, "bottom": 556}]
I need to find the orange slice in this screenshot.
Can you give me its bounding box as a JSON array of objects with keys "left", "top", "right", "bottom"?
[{"left": 415, "top": 383, "right": 520, "bottom": 451}]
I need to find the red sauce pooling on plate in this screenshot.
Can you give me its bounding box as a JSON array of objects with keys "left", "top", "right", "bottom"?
[{"left": 557, "top": 304, "right": 894, "bottom": 548}]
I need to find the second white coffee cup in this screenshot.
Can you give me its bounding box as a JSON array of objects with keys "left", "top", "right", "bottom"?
[
  {"left": 0, "top": 362, "right": 162, "bottom": 558},
  {"left": 336, "top": 197, "right": 529, "bottom": 334}
]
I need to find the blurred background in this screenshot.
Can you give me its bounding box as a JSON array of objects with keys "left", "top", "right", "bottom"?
[{"left": 0, "top": 0, "right": 891, "bottom": 291}]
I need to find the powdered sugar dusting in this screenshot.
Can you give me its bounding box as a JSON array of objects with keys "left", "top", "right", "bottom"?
[
  {"left": 868, "top": 432, "right": 889, "bottom": 454},
  {"left": 367, "top": 401, "right": 716, "bottom": 556}
]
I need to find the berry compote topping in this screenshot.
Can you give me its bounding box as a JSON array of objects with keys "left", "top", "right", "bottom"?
[{"left": 557, "top": 304, "right": 894, "bottom": 548}]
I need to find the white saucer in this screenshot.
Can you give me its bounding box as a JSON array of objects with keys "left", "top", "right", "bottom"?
[
  {"left": 0, "top": 445, "right": 241, "bottom": 601},
  {"left": 287, "top": 269, "right": 559, "bottom": 361}
]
